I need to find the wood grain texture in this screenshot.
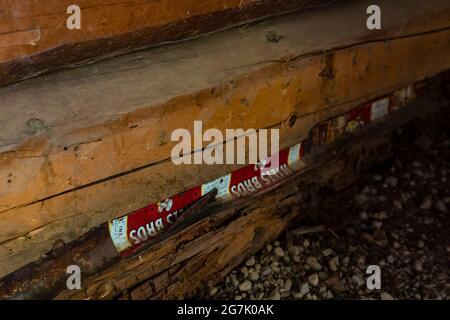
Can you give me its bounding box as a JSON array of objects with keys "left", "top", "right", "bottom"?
[
  {"left": 0, "top": 0, "right": 449, "bottom": 278},
  {"left": 0, "top": 0, "right": 342, "bottom": 86}
]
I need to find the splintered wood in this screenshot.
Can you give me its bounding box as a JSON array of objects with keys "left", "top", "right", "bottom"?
[{"left": 0, "top": 0, "right": 449, "bottom": 297}]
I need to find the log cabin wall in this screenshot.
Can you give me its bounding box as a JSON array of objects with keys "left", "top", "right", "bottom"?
[{"left": 0, "top": 0, "right": 449, "bottom": 298}]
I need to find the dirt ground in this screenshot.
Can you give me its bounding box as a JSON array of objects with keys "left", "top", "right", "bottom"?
[{"left": 206, "top": 109, "right": 450, "bottom": 300}]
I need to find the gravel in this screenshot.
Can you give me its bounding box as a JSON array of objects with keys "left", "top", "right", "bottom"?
[
  {"left": 274, "top": 247, "right": 285, "bottom": 257},
  {"left": 205, "top": 116, "right": 450, "bottom": 300}
]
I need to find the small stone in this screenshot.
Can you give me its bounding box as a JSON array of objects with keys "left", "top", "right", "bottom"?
[
  {"left": 303, "top": 239, "right": 310, "bottom": 248},
  {"left": 322, "top": 249, "right": 333, "bottom": 257},
  {"left": 393, "top": 200, "right": 403, "bottom": 210},
  {"left": 385, "top": 176, "right": 398, "bottom": 187},
  {"left": 417, "top": 240, "right": 425, "bottom": 248},
  {"left": 274, "top": 247, "right": 285, "bottom": 257},
  {"left": 235, "top": 295, "right": 242, "bottom": 300},
  {"left": 318, "top": 272, "right": 328, "bottom": 281},
  {"left": 298, "top": 283, "right": 310, "bottom": 298},
  {"left": 326, "top": 276, "right": 346, "bottom": 292},
  {"left": 352, "top": 275, "right": 364, "bottom": 288},
  {"left": 414, "top": 134, "right": 433, "bottom": 151},
  {"left": 400, "top": 193, "right": 409, "bottom": 203},
  {"left": 283, "top": 279, "right": 292, "bottom": 291},
  {"left": 271, "top": 264, "right": 280, "bottom": 273},
  {"left": 355, "top": 194, "right": 368, "bottom": 206},
  {"left": 261, "top": 266, "right": 271, "bottom": 276},
  {"left": 270, "top": 289, "right": 281, "bottom": 300},
  {"left": 372, "top": 220, "right": 383, "bottom": 229},
  {"left": 387, "top": 255, "right": 394, "bottom": 264},
  {"left": 380, "top": 292, "right": 394, "bottom": 300},
  {"left": 308, "top": 273, "right": 319, "bottom": 287},
  {"left": 288, "top": 246, "right": 300, "bottom": 256},
  {"left": 360, "top": 211, "right": 368, "bottom": 220},
  {"left": 306, "top": 256, "right": 322, "bottom": 271},
  {"left": 373, "top": 229, "right": 386, "bottom": 240},
  {"left": 239, "top": 280, "right": 252, "bottom": 292},
  {"left": 356, "top": 255, "right": 366, "bottom": 266},
  {"left": 241, "top": 266, "right": 249, "bottom": 277},
  {"left": 230, "top": 274, "right": 239, "bottom": 287},
  {"left": 209, "top": 287, "right": 218, "bottom": 296},
  {"left": 342, "top": 256, "right": 350, "bottom": 266},
  {"left": 328, "top": 257, "right": 339, "bottom": 272},
  {"left": 245, "top": 257, "right": 256, "bottom": 267},
  {"left": 373, "top": 174, "right": 383, "bottom": 181}
]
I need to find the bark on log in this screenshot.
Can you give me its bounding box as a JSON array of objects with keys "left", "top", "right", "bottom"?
[
  {"left": 0, "top": 0, "right": 450, "bottom": 279},
  {"left": 0, "top": 0, "right": 342, "bottom": 86}
]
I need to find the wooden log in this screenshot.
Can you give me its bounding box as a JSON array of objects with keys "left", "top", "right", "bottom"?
[
  {"left": 0, "top": 0, "right": 342, "bottom": 86},
  {"left": 0, "top": 0, "right": 449, "bottom": 278}
]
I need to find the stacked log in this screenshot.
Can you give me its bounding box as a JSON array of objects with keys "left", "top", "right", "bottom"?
[
  {"left": 0, "top": 0, "right": 449, "bottom": 299},
  {"left": 0, "top": 0, "right": 342, "bottom": 86}
]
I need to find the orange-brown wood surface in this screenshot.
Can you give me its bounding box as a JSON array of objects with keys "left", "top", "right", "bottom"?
[
  {"left": 0, "top": 0, "right": 449, "bottom": 278},
  {"left": 0, "top": 0, "right": 340, "bottom": 86}
]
